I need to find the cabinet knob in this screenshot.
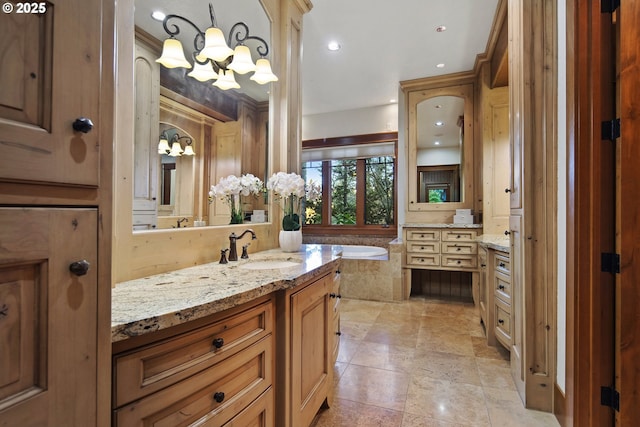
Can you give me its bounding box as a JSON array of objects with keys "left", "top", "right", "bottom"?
[
  {"left": 499, "top": 262, "right": 506, "bottom": 268},
  {"left": 213, "top": 392, "right": 225, "bottom": 403},
  {"left": 72, "top": 117, "right": 94, "bottom": 133},
  {"left": 212, "top": 338, "right": 224, "bottom": 349},
  {"left": 330, "top": 293, "right": 342, "bottom": 299},
  {"left": 480, "top": 263, "right": 487, "bottom": 267},
  {"left": 69, "top": 260, "right": 90, "bottom": 276},
  {"left": 336, "top": 331, "right": 342, "bottom": 336},
  {"left": 498, "top": 285, "right": 505, "bottom": 290},
  {"left": 505, "top": 188, "right": 512, "bottom": 193},
  {"left": 456, "top": 247, "right": 461, "bottom": 251},
  {"left": 504, "top": 230, "right": 511, "bottom": 236},
  {"left": 336, "top": 270, "right": 341, "bottom": 275},
  {"left": 498, "top": 319, "right": 505, "bottom": 325}
]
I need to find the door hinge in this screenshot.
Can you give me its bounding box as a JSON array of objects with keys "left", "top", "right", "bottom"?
[
  {"left": 601, "top": 119, "right": 620, "bottom": 141},
  {"left": 601, "top": 386, "right": 620, "bottom": 411},
  {"left": 601, "top": 0, "right": 620, "bottom": 13},
  {"left": 601, "top": 253, "right": 620, "bottom": 273}
]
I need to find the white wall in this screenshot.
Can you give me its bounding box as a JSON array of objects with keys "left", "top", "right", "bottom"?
[
  {"left": 302, "top": 103, "right": 398, "bottom": 140},
  {"left": 556, "top": 0, "right": 567, "bottom": 394}
]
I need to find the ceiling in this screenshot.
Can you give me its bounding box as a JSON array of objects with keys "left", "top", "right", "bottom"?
[
  {"left": 301, "top": 0, "right": 500, "bottom": 116},
  {"left": 134, "top": 0, "right": 501, "bottom": 124}
]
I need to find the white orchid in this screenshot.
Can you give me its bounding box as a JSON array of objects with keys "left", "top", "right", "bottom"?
[{"left": 209, "top": 174, "right": 264, "bottom": 224}]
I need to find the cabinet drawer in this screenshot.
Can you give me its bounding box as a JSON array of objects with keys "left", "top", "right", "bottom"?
[
  {"left": 222, "top": 387, "right": 274, "bottom": 427},
  {"left": 115, "top": 336, "right": 273, "bottom": 427},
  {"left": 494, "top": 252, "right": 510, "bottom": 276},
  {"left": 407, "top": 241, "right": 439, "bottom": 253},
  {"left": 494, "top": 272, "right": 511, "bottom": 302},
  {"left": 441, "top": 229, "right": 478, "bottom": 242},
  {"left": 441, "top": 254, "right": 477, "bottom": 269},
  {"left": 494, "top": 300, "right": 511, "bottom": 348},
  {"left": 441, "top": 241, "right": 478, "bottom": 255},
  {"left": 407, "top": 254, "right": 440, "bottom": 267},
  {"left": 406, "top": 229, "right": 440, "bottom": 241},
  {"left": 114, "top": 299, "right": 273, "bottom": 407}
]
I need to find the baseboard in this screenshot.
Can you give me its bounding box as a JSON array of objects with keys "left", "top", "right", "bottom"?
[{"left": 554, "top": 382, "right": 570, "bottom": 427}]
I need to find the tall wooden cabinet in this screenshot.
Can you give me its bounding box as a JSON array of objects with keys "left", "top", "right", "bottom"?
[{"left": 0, "top": 0, "right": 113, "bottom": 425}]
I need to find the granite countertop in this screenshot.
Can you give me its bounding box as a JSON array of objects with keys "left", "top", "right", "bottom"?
[
  {"left": 402, "top": 223, "right": 483, "bottom": 229},
  {"left": 111, "top": 244, "right": 342, "bottom": 343},
  {"left": 477, "top": 234, "right": 510, "bottom": 252}
]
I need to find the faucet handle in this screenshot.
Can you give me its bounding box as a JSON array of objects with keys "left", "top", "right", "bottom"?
[
  {"left": 219, "top": 249, "right": 229, "bottom": 264},
  {"left": 241, "top": 243, "right": 250, "bottom": 259}
]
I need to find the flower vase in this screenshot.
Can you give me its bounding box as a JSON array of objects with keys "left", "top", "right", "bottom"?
[
  {"left": 279, "top": 229, "right": 302, "bottom": 252},
  {"left": 229, "top": 194, "right": 243, "bottom": 224}
]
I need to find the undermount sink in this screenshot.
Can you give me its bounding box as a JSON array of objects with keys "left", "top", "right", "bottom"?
[{"left": 239, "top": 260, "right": 301, "bottom": 270}]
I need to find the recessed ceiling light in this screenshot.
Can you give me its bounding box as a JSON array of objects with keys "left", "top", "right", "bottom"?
[
  {"left": 435, "top": 121, "right": 444, "bottom": 127},
  {"left": 435, "top": 141, "right": 441, "bottom": 145},
  {"left": 389, "top": 99, "right": 397, "bottom": 103},
  {"left": 151, "top": 10, "right": 165, "bottom": 21},
  {"left": 436, "top": 25, "right": 447, "bottom": 32},
  {"left": 436, "top": 63, "right": 445, "bottom": 69},
  {"left": 327, "top": 41, "right": 341, "bottom": 51}
]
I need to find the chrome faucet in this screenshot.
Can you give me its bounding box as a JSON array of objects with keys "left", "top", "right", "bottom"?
[{"left": 228, "top": 229, "right": 257, "bottom": 261}]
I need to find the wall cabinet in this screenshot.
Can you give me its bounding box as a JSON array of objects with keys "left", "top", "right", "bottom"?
[
  {"left": 112, "top": 296, "right": 275, "bottom": 427},
  {"left": 276, "top": 267, "right": 340, "bottom": 427},
  {"left": 0, "top": 0, "right": 113, "bottom": 425}
]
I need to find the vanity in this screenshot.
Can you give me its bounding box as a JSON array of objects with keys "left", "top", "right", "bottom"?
[{"left": 111, "top": 245, "right": 342, "bottom": 427}]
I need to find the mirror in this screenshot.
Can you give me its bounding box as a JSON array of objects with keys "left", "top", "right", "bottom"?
[
  {"left": 406, "top": 83, "right": 474, "bottom": 211},
  {"left": 132, "top": 0, "right": 272, "bottom": 230},
  {"left": 416, "top": 96, "right": 464, "bottom": 203}
]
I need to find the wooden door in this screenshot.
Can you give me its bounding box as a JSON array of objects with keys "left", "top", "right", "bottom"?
[
  {"left": 0, "top": 208, "right": 98, "bottom": 426},
  {"left": 616, "top": 1, "right": 640, "bottom": 423},
  {"left": 290, "top": 276, "right": 330, "bottom": 427},
  {"left": 0, "top": 0, "right": 102, "bottom": 186}
]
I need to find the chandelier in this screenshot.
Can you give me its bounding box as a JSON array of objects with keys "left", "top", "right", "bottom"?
[
  {"left": 158, "top": 130, "right": 195, "bottom": 157},
  {"left": 155, "top": 3, "right": 278, "bottom": 90}
]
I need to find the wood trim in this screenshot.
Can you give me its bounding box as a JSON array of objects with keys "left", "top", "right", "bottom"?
[
  {"left": 554, "top": 383, "right": 569, "bottom": 427},
  {"left": 617, "top": 1, "right": 640, "bottom": 423},
  {"left": 302, "top": 132, "right": 398, "bottom": 149},
  {"left": 301, "top": 226, "right": 397, "bottom": 237}
]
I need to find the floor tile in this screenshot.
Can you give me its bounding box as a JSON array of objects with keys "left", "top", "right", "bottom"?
[
  {"left": 336, "top": 364, "right": 411, "bottom": 411},
  {"left": 311, "top": 398, "right": 403, "bottom": 427}
]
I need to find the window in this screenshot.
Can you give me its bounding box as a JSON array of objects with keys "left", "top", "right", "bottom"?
[{"left": 301, "top": 132, "right": 397, "bottom": 235}]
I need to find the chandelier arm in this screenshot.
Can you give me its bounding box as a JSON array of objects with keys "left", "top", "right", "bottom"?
[
  {"left": 228, "top": 22, "right": 270, "bottom": 57},
  {"left": 162, "top": 14, "right": 206, "bottom": 54}
]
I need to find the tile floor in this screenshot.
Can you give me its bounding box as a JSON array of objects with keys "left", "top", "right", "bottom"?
[{"left": 310, "top": 297, "right": 560, "bottom": 427}]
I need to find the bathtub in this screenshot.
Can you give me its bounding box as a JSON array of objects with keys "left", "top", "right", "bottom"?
[{"left": 340, "top": 245, "right": 388, "bottom": 259}]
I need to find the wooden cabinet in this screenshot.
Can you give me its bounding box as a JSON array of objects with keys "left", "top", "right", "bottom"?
[
  {"left": 489, "top": 250, "right": 512, "bottom": 350},
  {"left": 276, "top": 266, "right": 340, "bottom": 427},
  {"left": 404, "top": 227, "right": 479, "bottom": 271},
  {"left": 330, "top": 270, "right": 342, "bottom": 365},
  {"left": 112, "top": 296, "right": 275, "bottom": 427},
  {"left": 478, "top": 246, "right": 489, "bottom": 332},
  {"left": 0, "top": 1, "right": 113, "bottom": 425}
]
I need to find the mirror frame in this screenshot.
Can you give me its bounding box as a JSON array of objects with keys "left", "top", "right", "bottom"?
[{"left": 403, "top": 76, "right": 475, "bottom": 212}]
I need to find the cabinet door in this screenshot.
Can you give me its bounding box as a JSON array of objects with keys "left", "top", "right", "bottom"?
[
  {"left": 132, "top": 40, "right": 160, "bottom": 227},
  {"left": 0, "top": 0, "right": 102, "bottom": 186},
  {"left": 291, "top": 275, "right": 330, "bottom": 427},
  {"left": 0, "top": 208, "right": 98, "bottom": 426}
]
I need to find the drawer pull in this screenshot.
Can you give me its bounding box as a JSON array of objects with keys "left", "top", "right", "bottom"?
[
  {"left": 336, "top": 331, "right": 342, "bottom": 336},
  {"left": 336, "top": 270, "right": 341, "bottom": 275},
  {"left": 499, "top": 262, "right": 506, "bottom": 268},
  {"left": 481, "top": 263, "right": 487, "bottom": 267},
  {"left": 498, "top": 285, "right": 505, "bottom": 290},
  {"left": 457, "top": 260, "right": 461, "bottom": 264},
  {"left": 330, "top": 293, "right": 342, "bottom": 299},
  {"left": 213, "top": 392, "right": 225, "bottom": 403},
  {"left": 212, "top": 338, "right": 224, "bottom": 349},
  {"left": 420, "top": 234, "right": 425, "bottom": 238},
  {"left": 456, "top": 235, "right": 461, "bottom": 239},
  {"left": 504, "top": 230, "right": 511, "bottom": 236},
  {"left": 498, "top": 319, "right": 505, "bottom": 325},
  {"left": 456, "top": 247, "right": 461, "bottom": 251},
  {"left": 421, "top": 246, "right": 425, "bottom": 250}
]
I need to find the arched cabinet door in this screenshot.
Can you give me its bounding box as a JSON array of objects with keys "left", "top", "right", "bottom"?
[{"left": 0, "top": 0, "right": 102, "bottom": 187}]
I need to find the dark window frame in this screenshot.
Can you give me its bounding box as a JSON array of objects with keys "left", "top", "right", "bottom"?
[{"left": 302, "top": 132, "right": 398, "bottom": 236}]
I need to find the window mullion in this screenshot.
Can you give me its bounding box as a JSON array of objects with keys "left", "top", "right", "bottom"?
[
  {"left": 322, "top": 161, "right": 331, "bottom": 226},
  {"left": 356, "top": 159, "right": 366, "bottom": 226}
]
